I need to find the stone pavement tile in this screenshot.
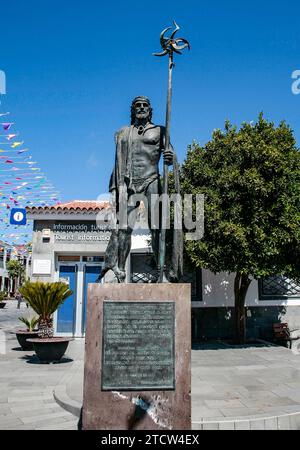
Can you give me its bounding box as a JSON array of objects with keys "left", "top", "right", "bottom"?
[
  {"left": 191, "top": 385, "right": 217, "bottom": 395},
  {"left": 285, "top": 382, "right": 300, "bottom": 389},
  {"left": 235, "top": 365, "right": 267, "bottom": 371},
  {"left": 5, "top": 423, "right": 38, "bottom": 430},
  {"left": 21, "top": 411, "right": 75, "bottom": 425},
  {"left": 15, "top": 406, "right": 67, "bottom": 419},
  {"left": 219, "top": 421, "right": 235, "bottom": 430},
  {"left": 289, "top": 415, "right": 300, "bottom": 430},
  {"left": 240, "top": 397, "right": 298, "bottom": 409},
  {"left": 0, "top": 405, "right": 11, "bottom": 415},
  {"left": 36, "top": 419, "right": 78, "bottom": 430},
  {"left": 258, "top": 354, "right": 286, "bottom": 362},
  {"left": 209, "top": 380, "right": 239, "bottom": 387},
  {"left": 231, "top": 372, "right": 264, "bottom": 380},
  {"left": 9, "top": 389, "right": 49, "bottom": 396},
  {"left": 0, "top": 417, "right": 23, "bottom": 429},
  {"left": 9, "top": 381, "right": 43, "bottom": 387},
  {"left": 240, "top": 390, "right": 280, "bottom": 400},
  {"left": 23, "top": 415, "right": 71, "bottom": 429},
  {"left": 271, "top": 386, "right": 300, "bottom": 397},
  {"left": 193, "top": 366, "right": 230, "bottom": 373},
  {"left": 264, "top": 418, "right": 278, "bottom": 430},
  {"left": 189, "top": 398, "right": 206, "bottom": 407},
  {"left": 217, "top": 386, "right": 250, "bottom": 398},
  {"left": 0, "top": 374, "right": 16, "bottom": 381},
  {"left": 202, "top": 422, "right": 219, "bottom": 430},
  {"left": 220, "top": 407, "right": 264, "bottom": 417},
  {"left": 250, "top": 420, "right": 265, "bottom": 430},
  {"left": 268, "top": 362, "right": 299, "bottom": 370},
  {"left": 233, "top": 386, "right": 252, "bottom": 396},
  {"left": 283, "top": 393, "right": 300, "bottom": 403},
  {"left": 226, "top": 376, "right": 266, "bottom": 386},
  {"left": 194, "top": 376, "right": 233, "bottom": 385},
  {"left": 204, "top": 399, "right": 245, "bottom": 409},
  {"left": 191, "top": 423, "right": 203, "bottom": 430},
  {"left": 282, "top": 405, "right": 300, "bottom": 413},
  {"left": 258, "top": 376, "right": 294, "bottom": 385},
  {"left": 194, "top": 391, "right": 238, "bottom": 401},
  {"left": 234, "top": 421, "right": 251, "bottom": 430},
  {"left": 259, "top": 405, "right": 296, "bottom": 415},
  {"left": 191, "top": 406, "right": 225, "bottom": 418},
  {"left": 245, "top": 384, "right": 275, "bottom": 392},
  {"left": 9, "top": 403, "right": 56, "bottom": 413},
  {"left": 277, "top": 416, "right": 291, "bottom": 430},
  {"left": 8, "top": 395, "right": 54, "bottom": 403},
  {"left": 43, "top": 398, "right": 60, "bottom": 404}
]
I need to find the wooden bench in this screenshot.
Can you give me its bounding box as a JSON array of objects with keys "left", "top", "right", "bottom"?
[{"left": 273, "top": 323, "right": 299, "bottom": 349}]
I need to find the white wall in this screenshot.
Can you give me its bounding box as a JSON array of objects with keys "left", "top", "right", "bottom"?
[{"left": 192, "top": 269, "right": 300, "bottom": 308}]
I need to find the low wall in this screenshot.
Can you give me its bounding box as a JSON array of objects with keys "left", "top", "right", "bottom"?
[{"left": 192, "top": 306, "right": 300, "bottom": 341}]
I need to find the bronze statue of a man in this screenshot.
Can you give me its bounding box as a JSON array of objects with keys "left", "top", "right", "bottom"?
[{"left": 98, "top": 96, "right": 182, "bottom": 283}]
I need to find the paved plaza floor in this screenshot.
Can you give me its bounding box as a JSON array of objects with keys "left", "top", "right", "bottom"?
[{"left": 1, "top": 301, "right": 300, "bottom": 430}]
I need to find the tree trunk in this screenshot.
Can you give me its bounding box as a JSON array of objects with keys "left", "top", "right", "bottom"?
[
  {"left": 38, "top": 317, "right": 54, "bottom": 338},
  {"left": 234, "top": 272, "right": 252, "bottom": 344},
  {"left": 14, "top": 277, "right": 17, "bottom": 295}
]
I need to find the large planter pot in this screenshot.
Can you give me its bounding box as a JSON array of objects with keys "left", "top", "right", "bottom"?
[
  {"left": 0, "top": 303, "right": 6, "bottom": 309},
  {"left": 16, "top": 330, "right": 39, "bottom": 350},
  {"left": 27, "top": 337, "right": 73, "bottom": 363}
]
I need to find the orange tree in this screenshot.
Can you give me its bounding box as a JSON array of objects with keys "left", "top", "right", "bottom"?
[{"left": 181, "top": 114, "right": 300, "bottom": 343}]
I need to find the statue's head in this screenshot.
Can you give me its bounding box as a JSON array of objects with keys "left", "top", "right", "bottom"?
[{"left": 131, "top": 96, "right": 152, "bottom": 125}]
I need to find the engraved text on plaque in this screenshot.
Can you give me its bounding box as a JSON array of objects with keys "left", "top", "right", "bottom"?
[{"left": 102, "top": 302, "right": 175, "bottom": 390}]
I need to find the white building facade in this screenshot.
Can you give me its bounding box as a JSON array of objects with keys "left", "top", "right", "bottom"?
[
  {"left": 27, "top": 200, "right": 300, "bottom": 341},
  {"left": 0, "top": 241, "right": 10, "bottom": 292}
]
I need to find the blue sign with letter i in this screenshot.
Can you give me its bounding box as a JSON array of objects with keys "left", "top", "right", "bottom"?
[{"left": 10, "top": 208, "right": 27, "bottom": 226}]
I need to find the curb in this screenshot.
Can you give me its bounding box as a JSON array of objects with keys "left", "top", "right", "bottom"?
[
  {"left": 53, "top": 385, "right": 81, "bottom": 418},
  {"left": 53, "top": 360, "right": 83, "bottom": 418},
  {"left": 192, "top": 410, "right": 300, "bottom": 430}
]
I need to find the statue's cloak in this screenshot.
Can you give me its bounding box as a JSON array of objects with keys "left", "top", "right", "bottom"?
[{"left": 109, "top": 126, "right": 133, "bottom": 195}]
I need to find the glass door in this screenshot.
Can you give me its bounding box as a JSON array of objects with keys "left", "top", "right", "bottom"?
[
  {"left": 82, "top": 265, "right": 102, "bottom": 334},
  {"left": 57, "top": 265, "right": 78, "bottom": 334}
]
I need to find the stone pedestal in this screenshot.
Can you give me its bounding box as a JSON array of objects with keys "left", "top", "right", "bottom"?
[{"left": 82, "top": 283, "right": 191, "bottom": 430}]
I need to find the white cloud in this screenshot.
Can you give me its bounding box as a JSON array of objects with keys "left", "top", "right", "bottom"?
[{"left": 86, "top": 152, "right": 99, "bottom": 168}]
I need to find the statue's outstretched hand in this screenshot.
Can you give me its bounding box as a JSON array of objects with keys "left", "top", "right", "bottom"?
[{"left": 163, "top": 147, "right": 174, "bottom": 166}]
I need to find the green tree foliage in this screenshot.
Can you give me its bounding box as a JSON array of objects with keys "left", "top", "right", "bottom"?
[
  {"left": 19, "top": 282, "right": 72, "bottom": 338},
  {"left": 0, "top": 291, "right": 7, "bottom": 302},
  {"left": 6, "top": 260, "right": 25, "bottom": 280},
  {"left": 6, "top": 260, "right": 26, "bottom": 294},
  {"left": 181, "top": 114, "right": 300, "bottom": 342}
]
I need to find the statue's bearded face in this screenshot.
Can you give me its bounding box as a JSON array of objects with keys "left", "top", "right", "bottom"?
[{"left": 134, "top": 101, "right": 151, "bottom": 121}]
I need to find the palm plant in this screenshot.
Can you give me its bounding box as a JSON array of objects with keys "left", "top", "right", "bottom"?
[
  {"left": 19, "top": 281, "right": 73, "bottom": 338},
  {"left": 18, "top": 316, "right": 39, "bottom": 332}
]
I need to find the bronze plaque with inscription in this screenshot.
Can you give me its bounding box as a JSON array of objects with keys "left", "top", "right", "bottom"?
[{"left": 102, "top": 301, "right": 175, "bottom": 390}]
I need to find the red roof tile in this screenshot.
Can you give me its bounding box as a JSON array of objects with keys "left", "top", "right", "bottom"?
[{"left": 26, "top": 200, "right": 110, "bottom": 214}]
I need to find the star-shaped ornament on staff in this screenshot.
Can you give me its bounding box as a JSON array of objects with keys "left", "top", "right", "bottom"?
[{"left": 154, "top": 20, "right": 190, "bottom": 60}]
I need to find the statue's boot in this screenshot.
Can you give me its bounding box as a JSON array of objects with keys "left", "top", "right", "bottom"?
[
  {"left": 95, "top": 266, "right": 110, "bottom": 283},
  {"left": 114, "top": 268, "right": 126, "bottom": 283},
  {"left": 95, "top": 266, "right": 126, "bottom": 283}
]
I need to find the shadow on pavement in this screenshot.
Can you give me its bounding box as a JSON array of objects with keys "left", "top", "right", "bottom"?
[
  {"left": 192, "top": 340, "right": 277, "bottom": 351},
  {"left": 11, "top": 346, "right": 32, "bottom": 352},
  {"left": 19, "top": 354, "right": 74, "bottom": 364}
]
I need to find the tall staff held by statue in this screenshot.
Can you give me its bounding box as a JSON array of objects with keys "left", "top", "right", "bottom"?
[{"left": 154, "top": 21, "right": 190, "bottom": 283}]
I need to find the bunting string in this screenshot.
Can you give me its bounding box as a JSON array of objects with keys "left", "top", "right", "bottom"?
[{"left": 0, "top": 109, "right": 61, "bottom": 246}]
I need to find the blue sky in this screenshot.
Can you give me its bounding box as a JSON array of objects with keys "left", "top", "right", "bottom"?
[{"left": 1, "top": 0, "right": 300, "bottom": 202}]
